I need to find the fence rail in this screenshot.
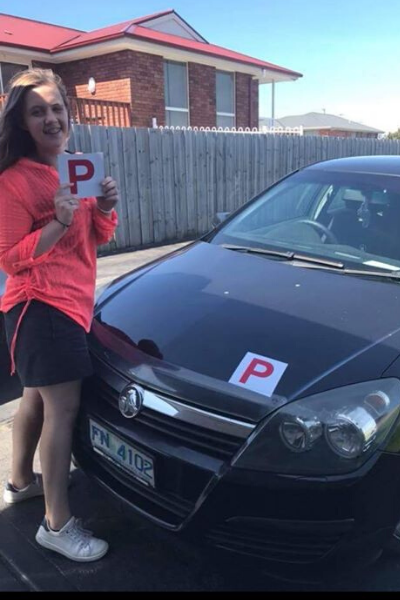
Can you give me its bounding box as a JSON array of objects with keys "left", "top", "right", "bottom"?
[
  {"left": 69, "top": 97, "right": 131, "bottom": 127},
  {"left": 66, "top": 125, "right": 400, "bottom": 252}
]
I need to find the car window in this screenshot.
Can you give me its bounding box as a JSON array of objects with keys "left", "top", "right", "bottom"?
[
  {"left": 224, "top": 180, "right": 329, "bottom": 233},
  {"left": 210, "top": 170, "right": 400, "bottom": 271}
]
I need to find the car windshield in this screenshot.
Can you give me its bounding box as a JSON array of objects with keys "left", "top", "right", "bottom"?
[{"left": 210, "top": 169, "right": 400, "bottom": 272}]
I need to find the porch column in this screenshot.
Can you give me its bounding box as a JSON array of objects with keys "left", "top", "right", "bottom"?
[{"left": 271, "top": 80, "right": 276, "bottom": 127}]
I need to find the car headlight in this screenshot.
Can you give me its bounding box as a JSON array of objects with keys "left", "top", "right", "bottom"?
[{"left": 233, "top": 379, "right": 400, "bottom": 475}]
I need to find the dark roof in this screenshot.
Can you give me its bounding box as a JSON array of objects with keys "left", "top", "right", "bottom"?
[{"left": 307, "top": 155, "right": 400, "bottom": 175}]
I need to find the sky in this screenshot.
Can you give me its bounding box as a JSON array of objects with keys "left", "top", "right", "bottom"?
[{"left": 4, "top": 0, "right": 400, "bottom": 133}]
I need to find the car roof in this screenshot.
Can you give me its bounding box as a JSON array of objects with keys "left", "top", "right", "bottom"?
[{"left": 305, "top": 155, "right": 400, "bottom": 176}]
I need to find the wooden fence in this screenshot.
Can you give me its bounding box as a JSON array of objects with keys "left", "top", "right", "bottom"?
[{"left": 68, "top": 125, "right": 400, "bottom": 253}]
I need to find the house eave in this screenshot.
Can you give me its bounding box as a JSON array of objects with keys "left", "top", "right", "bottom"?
[
  {"left": 0, "top": 35, "right": 301, "bottom": 84},
  {"left": 49, "top": 36, "right": 301, "bottom": 82},
  {"left": 0, "top": 44, "right": 51, "bottom": 59}
]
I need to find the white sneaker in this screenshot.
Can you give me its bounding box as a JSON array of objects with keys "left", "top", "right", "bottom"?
[
  {"left": 35, "top": 516, "right": 109, "bottom": 562},
  {"left": 3, "top": 473, "right": 44, "bottom": 504}
]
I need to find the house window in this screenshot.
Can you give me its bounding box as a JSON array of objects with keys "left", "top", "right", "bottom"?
[
  {"left": 216, "top": 71, "right": 235, "bottom": 128},
  {"left": 164, "top": 60, "right": 189, "bottom": 127},
  {"left": 0, "top": 62, "right": 28, "bottom": 94}
]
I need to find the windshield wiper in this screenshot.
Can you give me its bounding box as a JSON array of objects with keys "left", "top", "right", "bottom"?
[
  {"left": 222, "top": 244, "right": 344, "bottom": 269},
  {"left": 341, "top": 268, "right": 400, "bottom": 280},
  {"left": 221, "top": 244, "right": 294, "bottom": 259},
  {"left": 222, "top": 244, "right": 400, "bottom": 280},
  {"left": 291, "top": 254, "right": 344, "bottom": 269}
]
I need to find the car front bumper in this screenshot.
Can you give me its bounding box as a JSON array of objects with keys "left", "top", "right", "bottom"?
[{"left": 72, "top": 365, "right": 400, "bottom": 580}]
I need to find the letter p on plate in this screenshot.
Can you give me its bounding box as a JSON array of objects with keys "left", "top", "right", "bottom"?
[
  {"left": 239, "top": 358, "right": 274, "bottom": 384},
  {"left": 68, "top": 159, "right": 95, "bottom": 194},
  {"left": 229, "top": 352, "right": 288, "bottom": 397}
]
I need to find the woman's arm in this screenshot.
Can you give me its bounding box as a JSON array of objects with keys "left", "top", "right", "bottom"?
[
  {"left": 34, "top": 184, "right": 80, "bottom": 256},
  {"left": 0, "top": 180, "right": 79, "bottom": 276},
  {"left": 92, "top": 177, "right": 119, "bottom": 246}
]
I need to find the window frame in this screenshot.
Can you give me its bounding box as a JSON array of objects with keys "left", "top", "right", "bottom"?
[
  {"left": 0, "top": 61, "right": 29, "bottom": 94},
  {"left": 216, "top": 70, "right": 236, "bottom": 129},
  {"left": 164, "top": 60, "right": 190, "bottom": 127}
]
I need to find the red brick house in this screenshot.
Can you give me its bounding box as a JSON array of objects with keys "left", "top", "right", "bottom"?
[{"left": 0, "top": 10, "right": 302, "bottom": 129}]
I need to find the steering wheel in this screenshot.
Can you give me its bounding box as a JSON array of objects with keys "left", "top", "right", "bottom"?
[{"left": 294, "top": 219, "right": 338, "bottom": 244}]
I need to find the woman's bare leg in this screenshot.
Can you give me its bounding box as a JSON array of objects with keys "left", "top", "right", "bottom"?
[
  {"left": 10, "top": 387, "right": 44, "bottom": 489},
  {"left": 38, "top": 380, "right": 81, "bottom": 530}
]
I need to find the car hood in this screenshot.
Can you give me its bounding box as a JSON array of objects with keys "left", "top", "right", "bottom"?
[
  {"left": 92, "top": 242, "right": 400, "bottom": 423},
  {"left": 0, "top": 269, "right": 6, "bottom": 298}
]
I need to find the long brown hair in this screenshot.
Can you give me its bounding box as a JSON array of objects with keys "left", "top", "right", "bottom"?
[{"left": 0, "top": 68, "right": 71, "bottom": 173}]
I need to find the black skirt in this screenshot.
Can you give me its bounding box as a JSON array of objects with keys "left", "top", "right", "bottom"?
[{"left": 4, "top": 300, "right": 93, "bottom": 387}]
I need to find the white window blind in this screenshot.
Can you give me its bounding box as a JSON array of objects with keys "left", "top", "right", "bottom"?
[
  {"left": 216, "top": 71, "right": 235, "bottom": 128},
  {"left": 164, "top": 60, "right": 189, "bottom": 127}
]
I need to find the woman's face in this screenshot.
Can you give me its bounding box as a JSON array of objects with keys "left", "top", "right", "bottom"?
[{"left": 22, "top": 83, "right": 69, "bottom": 162}]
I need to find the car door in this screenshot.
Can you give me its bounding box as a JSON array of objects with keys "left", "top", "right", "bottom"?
[{"left": 0, "top": 270, "right": 22, "bottom": 402}]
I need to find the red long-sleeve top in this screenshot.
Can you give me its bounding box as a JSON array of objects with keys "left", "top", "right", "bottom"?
[{"left": 0, "top": 157, "right": 118, "bottom": 337}]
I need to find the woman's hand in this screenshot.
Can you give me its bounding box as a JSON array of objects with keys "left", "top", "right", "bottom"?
[
  {"left": 96, "top": 177, "right": 119, "bottom": 213},
  {"left": 54, "top": 184, "right": 80, "bottom": 226}
]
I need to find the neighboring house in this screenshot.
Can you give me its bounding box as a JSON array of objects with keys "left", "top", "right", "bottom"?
[
  {"left": 0, "top": 10, "right": 302, "bottom": 129},
  {"left": 259, "top": 112, "right": 383, "bottom": 138}
]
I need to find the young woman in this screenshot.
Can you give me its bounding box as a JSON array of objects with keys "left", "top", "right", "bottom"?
[{"left": 0, "top": 68, "right": 119, "bottom": 562}]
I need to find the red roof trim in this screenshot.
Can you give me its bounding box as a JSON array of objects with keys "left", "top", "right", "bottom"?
[
  {"left": 0, "top": 41, "right": 51, "bottom": 53},
  {"left": 132, "top": 27, "right": 302, "bottom": 76},
  {"left": 51, "top": 24, "right": 301, "bottom": 77}
]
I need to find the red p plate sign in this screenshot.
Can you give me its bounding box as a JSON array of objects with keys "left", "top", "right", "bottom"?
[
  {"left": 57, "top": 152, "right": 105, "bottom": 198},
  {"left": 229, "top": 352, "right": 288, "bottom": 397},
  {"left": 68, "top": 159, "right": 95, "bottom": 194}
]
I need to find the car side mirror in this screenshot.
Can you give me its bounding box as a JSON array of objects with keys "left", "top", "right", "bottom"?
[{"left": 212, "top": 212, "right": 230, "bottom": 227}]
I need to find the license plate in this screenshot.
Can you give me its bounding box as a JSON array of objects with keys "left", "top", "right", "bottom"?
[{"left": 89, "top": 419, "right": 155, "bottom": 488}]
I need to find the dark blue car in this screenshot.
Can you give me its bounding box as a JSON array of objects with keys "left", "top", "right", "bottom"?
[{"left": 4, "top": 155, "right": 400, "bottom": 580}]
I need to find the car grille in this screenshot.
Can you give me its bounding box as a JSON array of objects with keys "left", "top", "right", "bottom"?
[
  {"left": 206, "top": 519, "right": 352, "bottom": 564},
  {"left": 88, "top": 376, "right": 247, "bottom": 461}
]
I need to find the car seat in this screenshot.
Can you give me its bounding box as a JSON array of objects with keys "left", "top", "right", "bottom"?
[
  {"left": 329, "top": 192, "right": 365, "bottom": 248},
  {"left": 364, "top": 193, "right": 400, "bottom": 261}
]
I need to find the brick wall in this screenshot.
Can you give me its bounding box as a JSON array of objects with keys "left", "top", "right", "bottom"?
[
  {"left": 34, "top": 53, "right": 259, "bottom": 129},
  {"left": 318, "top": 129, "right": 378, "bottom": 139},
  {"left": 129, "top": 52, "right": 165, "bottom": 128},
  {"left": 38, "top": 50, "right": 164, "bottom": 128},
  {"left": 54, "top": 52, "right": 132, "bottom": 104},
  {"left": 236, "top": 72, "right": 258, "bottom": 129},
  {"left": 188, "top": 63, "right": 216, "bottom": 128}
]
